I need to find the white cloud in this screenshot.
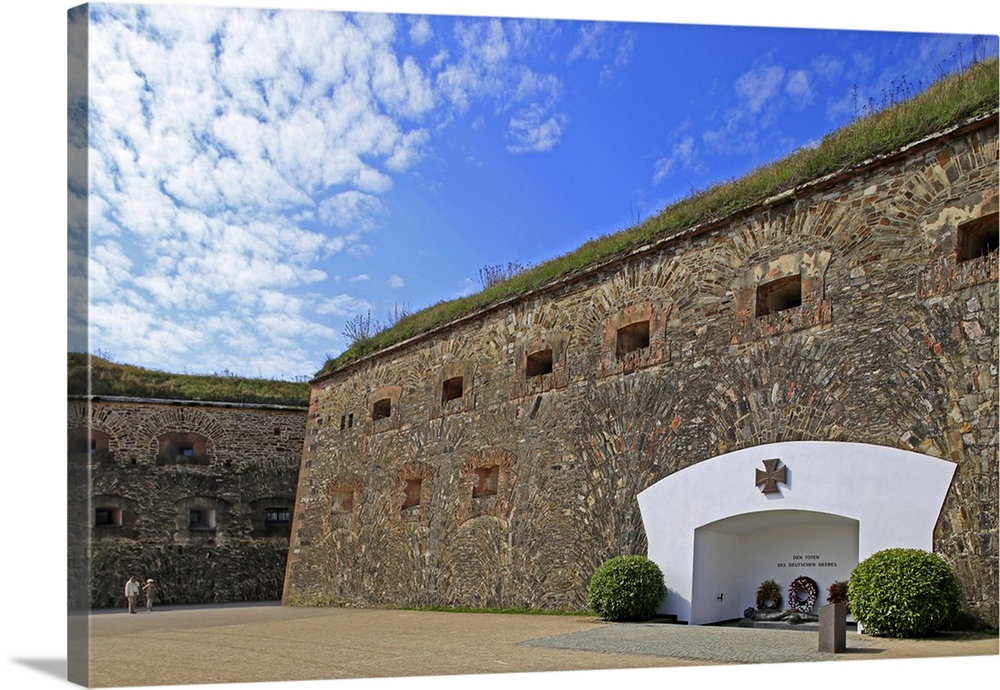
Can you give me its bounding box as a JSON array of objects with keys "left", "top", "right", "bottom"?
[
  {"left": 319, "top": 191, "right": 389, "bottom": 231},
  {"left": 734, "top": 64, "right": 785, "bottom": 114},
  {"left": 348, "top": 274, "right": 369, "bottom": 282},
  {"left": 652, "top": 136, "right": 696, "bottom": 185},
  {"left": 84, "top": 7, "right": 580, "bottom": 376},
  {"left": 811, "top": 54, "right": 846, "bottom": 82},
  {"left": 566, "top": 22, "right": 635, "bottom": 85},
  {"left": 388, "top": 274, "right": 406, "bottom": 288},
  {"left": 409, "top": 16, "right": 433, "bottom": 46},
  {"left": 317, "top": 293, "right": 372, "bottom": 316},
  {"left": 507, "top": 103, "right": 567, "bottom": 153},
  {"left": 785, "top": 69, "right": 814, "bottom": 107},
  {"left": 434, "top": 17, "right": 567, "bottom": 148}
]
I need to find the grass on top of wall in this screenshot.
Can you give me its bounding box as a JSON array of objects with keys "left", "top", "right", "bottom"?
[
  {"left": 320, "top": 56, "right": 998, "bottom": 376},
  {"left": 68, "top": 352, "right": 311, "bottom": 407}
]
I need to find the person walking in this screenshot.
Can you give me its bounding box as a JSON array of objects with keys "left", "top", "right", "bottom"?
[
  {"left": 124, "top": 576, "right": 140, "bottom": 614},
  {"left": 142, "top": 579, "right": 157, "bottom": 612}
]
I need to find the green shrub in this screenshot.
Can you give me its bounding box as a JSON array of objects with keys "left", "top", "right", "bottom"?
[
  {"left": 587, "top": 555, "right": 667, "bottom": 621},
  {"left": 848, "top": 548, "right": 961, "bottom": 637}
]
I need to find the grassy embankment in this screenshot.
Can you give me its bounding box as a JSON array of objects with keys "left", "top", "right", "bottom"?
[
  {"left": 320, "top": 57, "right": 998, "bottom": 377},
  {"left": 68, "top": 352, "right": 311, "bottom": 407}
]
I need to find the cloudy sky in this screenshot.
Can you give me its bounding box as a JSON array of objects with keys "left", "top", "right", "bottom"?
[{"left": 70, "top": 1, "right": 998, "bottom": 380}]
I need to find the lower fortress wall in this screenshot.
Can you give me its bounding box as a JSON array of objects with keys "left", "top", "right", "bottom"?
[
  {"left": 283, "top": 115, "right": 999, "bottom": 627},
  {"left": 68, "top": 397, "right": 306, "bottom": 609}
]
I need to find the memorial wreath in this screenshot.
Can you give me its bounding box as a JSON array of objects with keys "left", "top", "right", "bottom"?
[{"left": 787, "top": 576, "right": 818, "bottom": 613}]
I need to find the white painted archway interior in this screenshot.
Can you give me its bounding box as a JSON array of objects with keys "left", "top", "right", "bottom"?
[
  {"left": 692, "top": 510, "right": 859, "bottom": 625},
  {"left": 637, "top": 441, "right": 956, "bottom": 625}
]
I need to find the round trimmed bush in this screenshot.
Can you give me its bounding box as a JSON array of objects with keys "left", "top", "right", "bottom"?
[
  {"left": 848, "top": 548, "right": 961, "bottom": 638},
  {"left": 587, "top": 555, "right": 667, "bottom": 621}
]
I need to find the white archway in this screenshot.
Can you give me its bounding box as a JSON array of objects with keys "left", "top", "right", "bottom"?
[{"left": 637, "top": 441, "right": 956, "bottom": 625}]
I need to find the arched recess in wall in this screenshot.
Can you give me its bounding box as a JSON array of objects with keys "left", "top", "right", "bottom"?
[
  {"left": 140, "top": 407, "right": 226, "bottom": 465},
  {"left": 156, "top": 431, "right": 211, "bottom": 465},
  {"left": 637, "top": 441, "right": 956, "bottom": 625},
  {"left": 68, "top": 426, "right": 113, "bottom": 461}
]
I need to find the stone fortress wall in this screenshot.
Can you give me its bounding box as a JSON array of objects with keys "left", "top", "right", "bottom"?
[
  {"left": 283, "top": 113, "right": 999, "bottom": 627},
  {"left": 68, "top": 396, "right": 306, "bottom": 609}
]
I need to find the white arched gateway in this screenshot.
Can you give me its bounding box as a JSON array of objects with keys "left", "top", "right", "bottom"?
[{"left": 637, "top": 441, "right": 956, "bottom": 625}]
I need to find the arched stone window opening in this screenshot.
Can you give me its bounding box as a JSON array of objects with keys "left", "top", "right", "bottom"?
[
  {"left": 68, "top": 427, "right": 113, "bottom": 460},
  {"left": 156, "top": 432, "right": 210, "bottom": 465},
  {"left": 402, "top": 479, "right": 422, "bottom": 508}
]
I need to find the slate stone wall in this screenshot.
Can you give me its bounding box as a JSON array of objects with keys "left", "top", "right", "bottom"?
[
  {"left": 68, "top": 397, "right": 306, "bottom": 609},
  {"left": 285, "top": 115, "right": 998, "bottom": 627}
]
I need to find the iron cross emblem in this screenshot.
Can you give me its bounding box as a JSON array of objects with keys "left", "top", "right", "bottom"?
[{"left": 755, "top": 458, "right": 787, "bottom": 494}]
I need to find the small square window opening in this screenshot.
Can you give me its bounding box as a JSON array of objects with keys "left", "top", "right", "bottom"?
[
  {"left": 473, "top": 465, "right": 500, "bottom": 498},
  {"left": 525, "top": 349, "right": 554, "bottom": 377},
  {"left": 616, "top": 320, "right": 650, "bottom": 357},
  {"left": 372, "top": 398, "right": 392, "bottom": 421},
  {"left": 442, "top": 377, "right": 464, "bottom": 404},
  {"left": 756, "top": 275, "right": 803, "bottom": 317},
  {"left": 402, "top": 479, "right": 422, "bottom": 508},
  {"left": 265, "top": 507, "right": 291, "bottom": 526},
  {"left": 957, "top": 212, "right": 999, "bottom": 263},
  {"left": 189, "top": 508, "right": 216, "bottom": 531},
  {"left": 95, "top": 507, "right": 121, "bottom": 527}
]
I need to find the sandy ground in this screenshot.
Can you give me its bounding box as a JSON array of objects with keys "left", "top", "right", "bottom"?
[{"left": 76, "top": 603, "right": 998, "bottom": 688}]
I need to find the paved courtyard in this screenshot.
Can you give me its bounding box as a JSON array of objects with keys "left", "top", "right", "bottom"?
[{"left": 76, "top": 603, "right": 998, "bottom": 688}]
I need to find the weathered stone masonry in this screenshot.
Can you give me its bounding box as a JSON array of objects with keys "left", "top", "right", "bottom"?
[
  {"left": 284, "top": 114, "right": 998, "bottom": 627},
  {"left": 68, "top": 397, "right": 306, "bottom": 609}
]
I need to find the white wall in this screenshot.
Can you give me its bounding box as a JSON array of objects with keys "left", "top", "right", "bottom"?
[
  {"left": 691, "top": 530, "right": 741, "bottom": 624},
  {"left": 637, "top": 442, "right": 956, "bottom": 624}
]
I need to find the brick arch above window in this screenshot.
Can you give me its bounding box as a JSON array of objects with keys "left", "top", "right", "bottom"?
[
  {"left": 369, "top": 384, "right": 402, "bottom": 433},
  {"left": 515, "top": 330, "right": 570, "bottom": 398},
  {"left": 139, "top": 407, "right": 226, "bottom": 459},
  {"left": 67, "top": 426, "right": 113, "bottom": 460},
  {"left": 730, "top": 249, "right": 833, "bottom": 343},
  {"left": 458, "top": 448, "right": 516, "bottom": 522},
  {"left": 155, "top": 431, "right": 211, "bottom": 465},
  {"left": 397, "top": 462, "right": 435, "bottom": 525},
  {"left": 435, "top": 360, "right": 474, "bottom": 417},
  {"left": 597, "top": 302, "right": 672, "bottom": 377},
  {"left": 918, "top": 190, "right": 999, "bottom": 297}
]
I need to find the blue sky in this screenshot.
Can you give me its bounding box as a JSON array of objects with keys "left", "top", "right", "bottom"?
[{"left": 70, "top": 1, "right": 998, "bottom": 380}]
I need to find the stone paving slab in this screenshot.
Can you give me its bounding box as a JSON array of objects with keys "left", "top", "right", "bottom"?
[{"left": 78, "top": 603, "right": 999, "bottom": 688}]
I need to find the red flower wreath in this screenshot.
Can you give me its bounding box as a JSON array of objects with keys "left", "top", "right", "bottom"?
[{"left": 788, "top": 576, "right": 818, "bottom": 613}]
